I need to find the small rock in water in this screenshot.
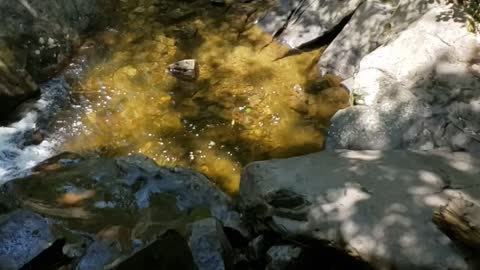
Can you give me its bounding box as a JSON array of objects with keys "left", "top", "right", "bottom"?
[{"left": 168, "top": 59, "right": 199, "bottom": 81}]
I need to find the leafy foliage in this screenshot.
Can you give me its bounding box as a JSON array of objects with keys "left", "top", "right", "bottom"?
[{"left": 462, "top": 0, "right": 480, "bottom": 22}]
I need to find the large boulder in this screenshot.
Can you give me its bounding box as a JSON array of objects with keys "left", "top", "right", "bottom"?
[
  {"left": 257, "top": 0, "right": 364, "bottom": 49},
  {"left": 0, "top": 41, "right": 39, "bottom": 122},
  {"left": 2, "top": 153, "right": 247, "bottom": 269},
  {"left": 0, "top": 211, "right": 55, "bottom": 269},
  {"left": 113, "top": 230, "right": 197, "bottom": 270},
  {"left": 327, "top": 5, "right": 480, "bottom": 152},
  {"left": 0, "top": 0, "right": 104, "bottom": 121},
  {"left": 240, "top": 150, "right": 480, "bottom": 269}
]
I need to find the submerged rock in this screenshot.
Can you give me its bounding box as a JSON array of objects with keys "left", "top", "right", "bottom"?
[
  {"left": 240, "top": 150, "right": 480, "bottom": 269},
  {"left": 0, "top": 211, "right": 55, "bottom": 269},
  {"left": 168, "top": 59, "right": 199, "bottom": 81},
  {"left": 210, "top": 0, "right": 226, "bottom": 6}
]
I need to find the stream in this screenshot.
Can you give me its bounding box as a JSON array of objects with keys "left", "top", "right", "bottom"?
[{"left": 0, "top": 0, "right": 349, "bottom": 193}]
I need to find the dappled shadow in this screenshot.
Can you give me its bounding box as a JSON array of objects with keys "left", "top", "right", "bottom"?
[
  {"left": 242, "top": 149, "right": 480, "bottom": 269},
  {"left": 326, "top": 4, "right": 480, "bottom": 152},
  {"left": 437, "top": 0, "right": 480, "bottom": 23}
]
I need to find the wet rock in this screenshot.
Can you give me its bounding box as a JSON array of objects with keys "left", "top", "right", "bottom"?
[
  {"left": 0, "top": 61, "right": 39, "bottom": 124},
  {"left": 188, "top": 218, "right": 234, "bottom": 270},
  {"left": 326, "top": 5, "right": 480, "bottom": 152},
  {"left": 113, "top": 230, "right": 196, "bottom": 270},
  {"left": 318, "top": 1, "right": 394, "bottom": 79},
  {"left": 265, "top": 245, "right": 301, "bottom": 270},
  {"left": 4, "top": 153, "right": 247, "bottom": 268},
  {"left": 168, "top": 59, "right": 199, "bottom": 81},
  {"left": 0, "top": 211, "right": 55, "bottom": 269},
  {"left": 0, "top": 0, "right": 103, "bottom": 81},
  {"left": 32, "top": 151, "right": 85, "bottom": 173},
  {"left": 74, "top": 238, "right": 122, "bottom": 270},
  {"left": 0, "top": 0, "right": 104, "bottom": 121},
  {"left": 240, "top": 150, "right": 480, "bottom": 269},
  {"left": 7, "top": 154, "right": 245, "bottom": 232},
  {"left": 257, "top": 0, "right": 364, "bottom": 49}
]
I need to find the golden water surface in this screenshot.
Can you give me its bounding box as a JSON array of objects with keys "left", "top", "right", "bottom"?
[{"left": 57, "top": 0, "right": 349, "bottom": 194}]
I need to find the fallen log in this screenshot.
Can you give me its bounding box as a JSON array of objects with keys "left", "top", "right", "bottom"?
[{"left": 433, "top": 197, "right": 480, "bottom": 253}]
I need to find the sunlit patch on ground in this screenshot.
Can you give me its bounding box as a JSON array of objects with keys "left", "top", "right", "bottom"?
[{"left": 55, "top": 0, "right": 349, "bottom": 194}]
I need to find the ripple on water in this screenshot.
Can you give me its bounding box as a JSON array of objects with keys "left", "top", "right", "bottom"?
[{"left": 55, "top": 0, "right": 350, "bottom": 194}]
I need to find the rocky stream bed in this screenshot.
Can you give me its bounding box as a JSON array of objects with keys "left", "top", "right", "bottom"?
[{"left": 1, "top": 0, "right": 480, "bottom": 269}]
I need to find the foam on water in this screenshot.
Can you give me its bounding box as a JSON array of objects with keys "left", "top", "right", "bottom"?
[{"left": 0, "top": 76, "right": 70, "bottom": 183}]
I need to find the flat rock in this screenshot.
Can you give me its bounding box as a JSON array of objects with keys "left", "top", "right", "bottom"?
[
  {"left": 327, "top": 5, "right": 480, "bottom": 152},
  {"left": 240, "top": 150, "right": 480, "bottom": 269},
  {"left": 257, "top": 0, "right": 364, "bottom": 49},
  {"left": 0, "top": 211, "right": 55, "bottom": 269}
]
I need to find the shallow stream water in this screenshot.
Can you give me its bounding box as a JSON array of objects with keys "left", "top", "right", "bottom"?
[{"left": 2, "top": 0, "right": 349, "bottom": 193}]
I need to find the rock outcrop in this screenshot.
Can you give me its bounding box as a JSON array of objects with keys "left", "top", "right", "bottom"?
[
  {"left": 317, "top": 1, "right": 394, "bottom": 79},
  {"left": 240, "top": 150, "right": 480, "bottom": 269},
  {"left": 326, "top": 5, "right": 480, "bottom": 153},
  {"left": 0, "top": 0, "right": 104, "bottom": 122}
]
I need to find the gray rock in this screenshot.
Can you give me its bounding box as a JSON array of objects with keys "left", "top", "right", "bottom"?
[
  {"left": 188, "top": 218, "right": 234, "bottom": 270},
  {"left": 247, "top": 235, "right": 272, "bottom": 263},
  {"left": 0, "top": 211, "right": 55, "bottom": 269},
  {"left": 75, "top": 240, "right": 121, "bottom": 270},
  {"left": 382, "top": 0, "right": 447, "bottom": 43},
  {"left": 240, "top": 150, "right": 480, "bottom": 269},
  {"left": 257, "top": 0, "right": 364, "bottom": 49},
  {"left": 265, "top": 245, "right": 301, "bottom": 270},
  {"left": 0, "top": 0, "right": 103, "bottom": 80},
  {"left": 327, "top": 5, "right": 480, "bottom": 152},
  {"left": 4, "top": 153, "right": 248, "bottom": 269},
  {"left": 168, "top": 59, "right": 199, "bottom": 81},
  {"left": 0, "top": 0, "right": 104, "bottom": 121},
  {"left": 318, "top": 1, "right": 394, "bottom": 79},
  {"left": 5, "top": 154, "right": 247, "bottom": 238}
]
